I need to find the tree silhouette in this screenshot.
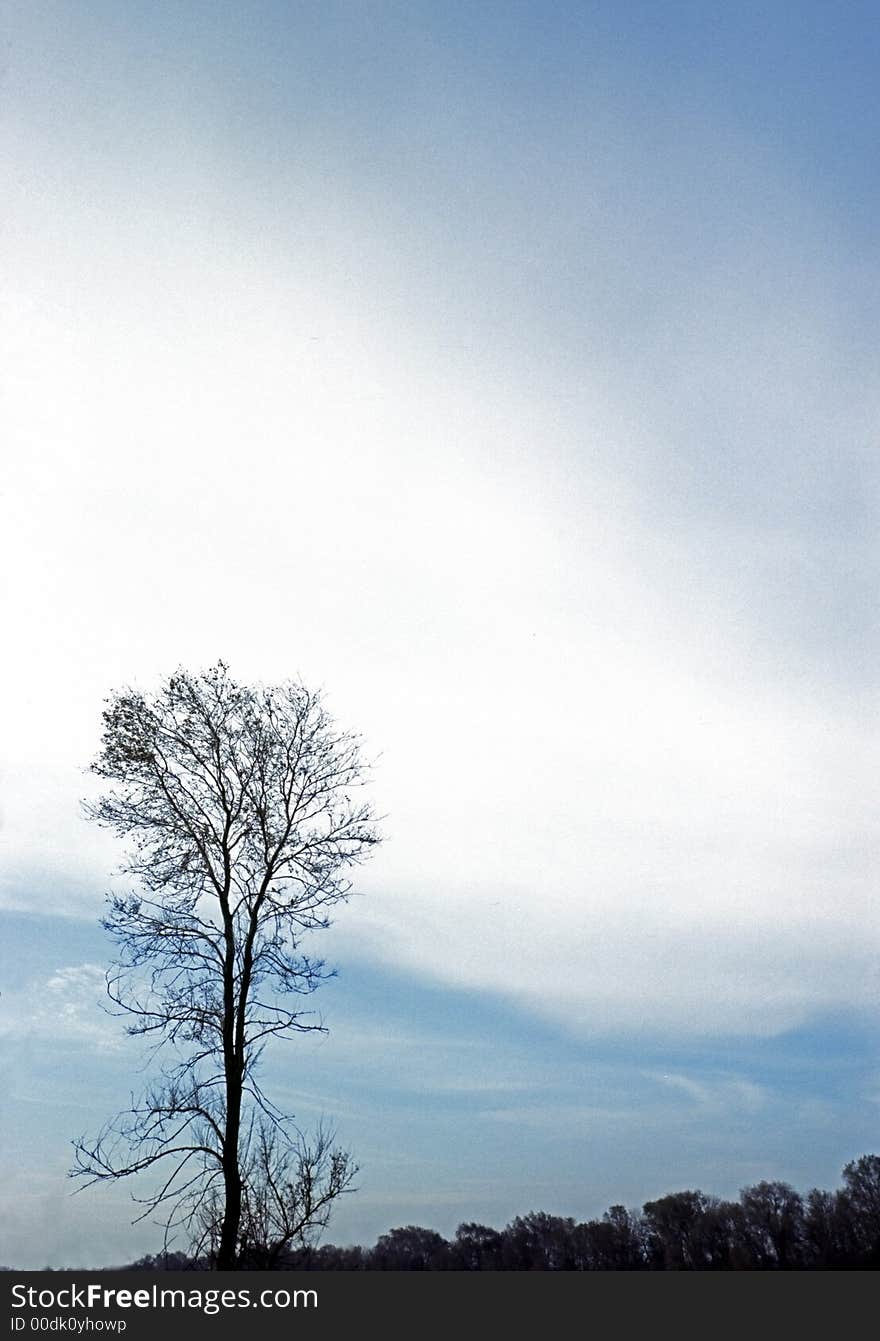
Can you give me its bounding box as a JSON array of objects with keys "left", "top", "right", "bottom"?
[
  {"left": 738, "top": 1180, "right": 804, "bottom": 1268},
  {"left": 840, "top": 1154, "right": 880, "bottom": 1264},
  {"left": 71, "top": 662, "right": 379, "bottom": 1268}
]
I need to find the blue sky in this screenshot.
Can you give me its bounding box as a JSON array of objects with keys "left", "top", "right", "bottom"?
[
  {"left": 1, "top": 2, "right": 878, "bottom": 1267},
  {"left": 4, "top": 908, "right": 878, "bottom": 1267}
]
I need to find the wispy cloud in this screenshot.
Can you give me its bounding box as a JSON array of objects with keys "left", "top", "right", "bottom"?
[
  {"left": 0, "top": 964, "right": 125, "bottom": 1052},
  {"left": 477, "top": 1103, "right": 638, "bottom": 1130},
  {"left": 644, "top": 1071, "right": 768, "bottom": 1114}
]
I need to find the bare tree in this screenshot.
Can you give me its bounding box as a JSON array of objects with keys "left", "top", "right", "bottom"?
[
  {"left": 236, "top": 1119, "right": 356, "bottom": 1268},
  {"left": 71, "top": 662, "right": 380, "bottom": 1268}
]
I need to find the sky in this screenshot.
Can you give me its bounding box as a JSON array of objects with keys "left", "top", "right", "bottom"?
[{"left": 1, "top": 1, "right": 878, "bottom": 1267}]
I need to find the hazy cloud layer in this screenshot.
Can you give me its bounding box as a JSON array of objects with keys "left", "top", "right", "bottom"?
[{"left": 3, "top": 2, "right": 877, "bottom": 1048}]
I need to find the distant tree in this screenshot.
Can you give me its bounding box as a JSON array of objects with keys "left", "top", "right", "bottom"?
[
  {"left": 371, "top": 1226, "right": 451, "bottom": 1270},
  {"left": 127, "top": 1250, "right": 201, "bottom": 1271},
  {"left": 452, "top": 1222, "right": 504, "bottom": 1270},
  {"left": 642, "top": 1191, "right": 717, "bottom": 1270},
  {"left": 738, "top": 1181, "right": 805, "bottom": 1269},
  {"left": 840, "top": 1154, "right": 880, "bottom": 1263},
  {"left": 698, "top": 1198, "right": 744, "bottom": 1269},
  {"left": 575, "top": 1205, "right": 647, "bottom": 1270},
  {"left": 803, "top": 1188, "right": 853, "bottom": 1268},
  {"left": 501, "top": 1212, "right": 580, "bottom": 1270},
  {"left": 305, "top": 1243, "right": 369, "bottom": 1270},
  {"left": 71, "top": 663, "right": 379, "bottom": 1269}
]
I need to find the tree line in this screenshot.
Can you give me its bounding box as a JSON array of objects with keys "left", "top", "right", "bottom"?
[{"left": 124, "top": 1154, "right": 880, "bottom": 1270}]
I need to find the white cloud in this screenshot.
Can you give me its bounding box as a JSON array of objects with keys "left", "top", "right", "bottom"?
[{"left": 2, "top": 92, "right": 877, "bottom": 1044}]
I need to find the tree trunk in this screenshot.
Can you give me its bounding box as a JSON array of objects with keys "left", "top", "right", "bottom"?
[
  {"left": 217, "top": 909, "right": 242, "bottom": 1270},
  {"left": 217, "top": 1074, "right": 242, "bottom": 1269}
]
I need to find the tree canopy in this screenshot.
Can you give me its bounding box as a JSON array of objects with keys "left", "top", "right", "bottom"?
[{"left": 72, "top": 662, "right": 380, "bottom": 1267}]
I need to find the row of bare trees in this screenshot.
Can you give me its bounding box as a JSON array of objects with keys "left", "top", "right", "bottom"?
[
  {"left": 124, "top": 1154, "right": 880, "bottom": 1271},
  {"left": 128, "top": 1155, "right": 877, "bottom": 1270}
]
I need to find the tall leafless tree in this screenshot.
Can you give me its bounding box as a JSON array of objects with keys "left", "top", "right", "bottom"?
[{"left": 71, "top": 662, "right": 380, "bottom": 1268}]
